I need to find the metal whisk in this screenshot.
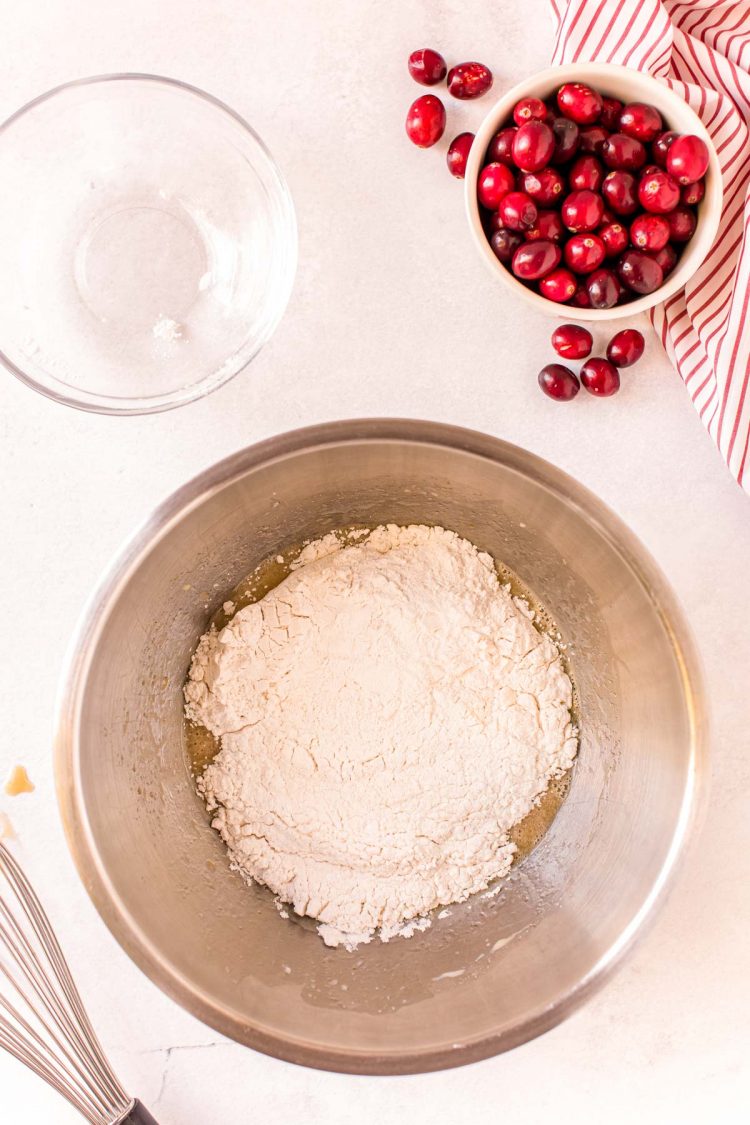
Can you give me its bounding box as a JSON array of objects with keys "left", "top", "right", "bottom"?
[{"left": 0, "top": 841, "right": 159, "bottom": 1124}]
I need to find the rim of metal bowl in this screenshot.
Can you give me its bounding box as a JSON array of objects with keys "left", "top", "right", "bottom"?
[
  {"left": 0, "top": 73, "right": 298, "bottom": 415},
  {"left": 54, "top": 419, "right": 709, "bottom": 1073},
  {"left": 465, "top": 62, "right": 723, "bottom": 320}
]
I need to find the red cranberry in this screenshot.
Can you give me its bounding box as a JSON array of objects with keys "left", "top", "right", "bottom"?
[
  {"left": 630, "top": 213, "right": 670, "bottom": 251},
  {"left": 487, "top": 127, "right": 517, "bottom": 165},
  {"left": 681, "top": 179, "right": 705, "bottom": 205},
  {"left": 485, "top": 210, "right": 504, "bottom": 233},
  {"left": 538, "top": 363, "right": 580, "bottom": 401},
  {"left": 618, "top": 248, "right": 664, "bottom": 294},
  {"left": 651, "top": 243, "right": 677, "bottom": 275},
  {"left": 447, "top": 61, "right": 493, "bottom": 100},
  {"left": 639, "top": 169, "right": 680, "bottom": 213},
  {"left": 561, "top": 189, "right": 604, "bottom": 232},
  {"left": 618, "top": 102, "right": 663, "bottom": 142},
  {"left": 601, "top": 133, "right": 647, "bottom": 170},
  {"left": 408, "top": 48, "right": 447, "bottom": 86},
  {"left": 550, "top": 116, "right": 580, "bottom": 163},
  {"left": 640, "top": 163, "right": 661, "bottom": 177},
  {"left": 599, "top": 204, "right": 616, "bottom": 225},
  {"left": 578, "top": 125, "right": 609, "bottom": 153},
  {"left": 667, "top": 206, "right": 697, "bottom": 242},
  {"left": 666, "top": 135, "right": 710, "bottom": 184},
  {"left": 511, "top": 239, "right": 562, "bottom": 280},
  {"left": 581, "top": 357, "right": 620, "bottom": 396},
  {"left": 477, "top": 162, "right": 515, "bottom": 209},
  {"left": 489, "top": 227, "right": 523, "bottom": 263},
  {"left": 569, "top": 155, "right": 604, "bottom": 192},
  {"left": 587, "top": 268, "right": 622, "bottom": 309},
  {"left": 405, "top": 95, "right": 446, "bottom": 148},
  {"left": 551, "top": 323, "right": 593, "bottom": 360},
  {"left": 539, "top": 268, "right": 577, "bottom": 302},
  {"left": 571, "top": 285, "right": 592, "bottom": 308},
  {"left": 447, "top": 132, "right": 474, "bottom": 179},
  {"left": 512, "top": 121, "right": 556, "bottom": 172},
  {"left": 599, "top": 96, "right": 623, "bottom": 130},
  {"left": 498, "top": 190, "right": 538, "bottom": 230},
  {"left": 606, "top": 328, "right": 645, "bottom": 368},
  {"left": 521, "top": 167, "right": 565, "bottom": 206},
  {"left": 564, "top": 233, "right": 606, "bottom": 274},
  {"left": 599, "top": 221, "right": 629, "bottom": 256},
  {"left": 652, "top": 130, "right": 679, "bottom": 167},
  {"left": 514, "top": 96, "right": 547, "bottom": 125},
  {"left": 557, "top": 83, "right": 603, "bottom": 125},
  {"left": 602, "top": 170, "right": 638, "bottom": 215},
  {"left": 526, "top": 209, "right": 564, "bottom": 242}
]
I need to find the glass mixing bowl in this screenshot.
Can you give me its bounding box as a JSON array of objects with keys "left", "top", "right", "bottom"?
[{"left": 0, "top": 75, "right": 297, "bottom": 414}]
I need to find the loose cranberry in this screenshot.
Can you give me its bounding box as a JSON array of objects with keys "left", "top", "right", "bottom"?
[
  {"left": 587, "top": 268, "right": 622, "bottom": 309},
  {"left": 405, "top": 95, "right": 446, "bottom": 148},
  {"left": 447, "top": 61, "right": 493, "bottom": 100},
  {"left": 650, "top": 243, "right": 677, "bottom": 275},
  {"left": 601, "top": 133, "right": 647, "bottom": 171},
  {"left": 557, "top": 83, "right": 603, "bottom": 125},
  {"left": 477, "top": 162, "right": 515, "bottom": 209},
  {"left": 618, "top": 102, "right": 663, "bottom": 142},
  {"left": 514, "top": 96, "right": 547, "bottom": 125},
  {"left": 599, "top": 96, "right": 623, "bottom": 130},
  {"left": 552, "top": 323, "right": 593, "bottom": 360},
  {"left": 630, "top": 213, "right": 670, "bottom": 251},
  {"left": 607, "top": 328, "right": 645, "bottom": 368},
  {"left": 602, "top": 170, "right": 638, "bottom": 215},
  {"left": 667, "top": 206, "right": 697, "bottom": 242},
  {"left": 512, "top": 121, "right": 556, "bottom": 172},
  {"left": 550, "top": 116, "right": 580, "bottom": 163},
  {"left": 564, "top": 233, "right": 606, "bottom": 274},
  {"left": 447, "top": 132, "right": 474, "bottom": 178},
  {"left": 511, "top": 239, "right": 562, "bottom": 280},
  {"left": 485, "top": 210, "right": 505, "bottom": 233},
  {"left": 487, "top": 127, "right": 517, "bottom": 165},
  {"left": 539, "top": 268, "right": 577, "bottom": 302},
  {"left": 599, "top": 204, "right": 616, "bottom": 225},
  {"left": 681, "top": 179, "right": 705, "bottom": 205},
  {"left": 489, "top": 227, "right": 523, "bottom": 263},
  {"left": 580, "top": 357, "right": 620, "bottom": 396},
  {"left": 638, "top": 169, "right": 680, "bottom": 213},
  {"left": 578, "top": 125, "right": 609, "bottom": 154},
  {"left": 408, "top": 48, "right": 447, "bottom": 86},
  {"left": 526, "top": 209, "right": 564, "bottom": 242},
  {"left": 561, "top": 189, "right": 604, "bottom": 232},
  {"left": 521, "top": 167, "right": 565, "bottom": 206},
  {"left": 569, "top": 155, "right": 604, "bottom": 192},
  {"left": 498, "top": 190, "right": 538, "bottom": 230},
  {"left": 570, "top": 284, "right": 592, "bottom": 308},
  {"left": 666, "top": 134, "right": 710, "bottom": 184},
  {"left": 599, "top": 221, "right": 629, "bottom": 256},
  {"left": 618, "top": 248, "right": 664, "bottom": 294},
  {"left": 652, "top": 130, "right": 679, "bottom": 167},
  {"left": 538, "top": 363, "right": 580, "bottom": 401},
  {"left": 640, "top": 163, "right": 661, "bottom": 177}
]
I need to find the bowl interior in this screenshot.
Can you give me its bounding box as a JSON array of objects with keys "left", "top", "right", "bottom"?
[
  {"left": 465, "top": 63, "right": 723, "bottom": 320},
  {"left": 57, "top": 424, "right": 702, "bottom": 1071},
  {"left": 0, "top": 76, "right": 297, "bottom": 413}
]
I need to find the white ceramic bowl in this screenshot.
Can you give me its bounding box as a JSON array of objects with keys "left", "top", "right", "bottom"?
[{"left": 465, "top": 63, "right": 723, "bottom": 320}]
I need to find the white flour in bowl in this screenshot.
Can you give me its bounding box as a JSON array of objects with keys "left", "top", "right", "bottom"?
[{"left": 185, "top": 524, "right": 577, "bottom": 949}]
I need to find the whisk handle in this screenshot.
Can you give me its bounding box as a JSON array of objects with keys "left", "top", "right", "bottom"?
[{"left": 119, "top": 1101, "right": 160, "bottom": 1124}]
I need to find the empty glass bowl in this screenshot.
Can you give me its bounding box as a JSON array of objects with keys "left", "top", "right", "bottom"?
[{"left": 0, "top": 75, "right": 297, "bottom": 413}]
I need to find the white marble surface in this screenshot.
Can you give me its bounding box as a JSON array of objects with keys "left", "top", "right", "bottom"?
[{"left": 1, "top": 1, "right": 749, "bottom": 1121}]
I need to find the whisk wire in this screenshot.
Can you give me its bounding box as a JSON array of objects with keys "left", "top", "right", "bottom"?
[{"left": 0, "top": 843, "right": 133, "bottom": 1124}]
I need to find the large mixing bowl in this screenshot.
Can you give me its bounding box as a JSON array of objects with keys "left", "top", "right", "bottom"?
[{"left": 55, "top": 420, "right": 707, "bottom": 1073}]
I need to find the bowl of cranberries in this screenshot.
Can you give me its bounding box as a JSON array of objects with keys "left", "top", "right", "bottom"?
[{"left": 466, "top": 63, "right": 722, "bottom": 318}]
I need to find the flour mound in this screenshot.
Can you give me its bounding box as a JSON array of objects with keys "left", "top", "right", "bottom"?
[{"left": 185, "top": 525, "right": 577, "bottom": 949}]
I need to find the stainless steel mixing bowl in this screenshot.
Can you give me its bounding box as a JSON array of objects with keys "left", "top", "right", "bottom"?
[{"left": 55, "top": 420, "right": 707, "bottom": 1073}]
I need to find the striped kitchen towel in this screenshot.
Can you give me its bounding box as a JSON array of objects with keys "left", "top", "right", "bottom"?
[{"left": 550, "top": 0, "right": 750, "bottom": 492}]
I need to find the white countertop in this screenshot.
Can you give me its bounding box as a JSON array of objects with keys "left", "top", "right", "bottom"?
[{"left": 2, "top": 1, "right": 749, "bottom": 1121}]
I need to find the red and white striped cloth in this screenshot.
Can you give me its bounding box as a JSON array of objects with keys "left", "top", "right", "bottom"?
[{"left": 550, "top": 0, "right": 750, "bottom": 492}]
